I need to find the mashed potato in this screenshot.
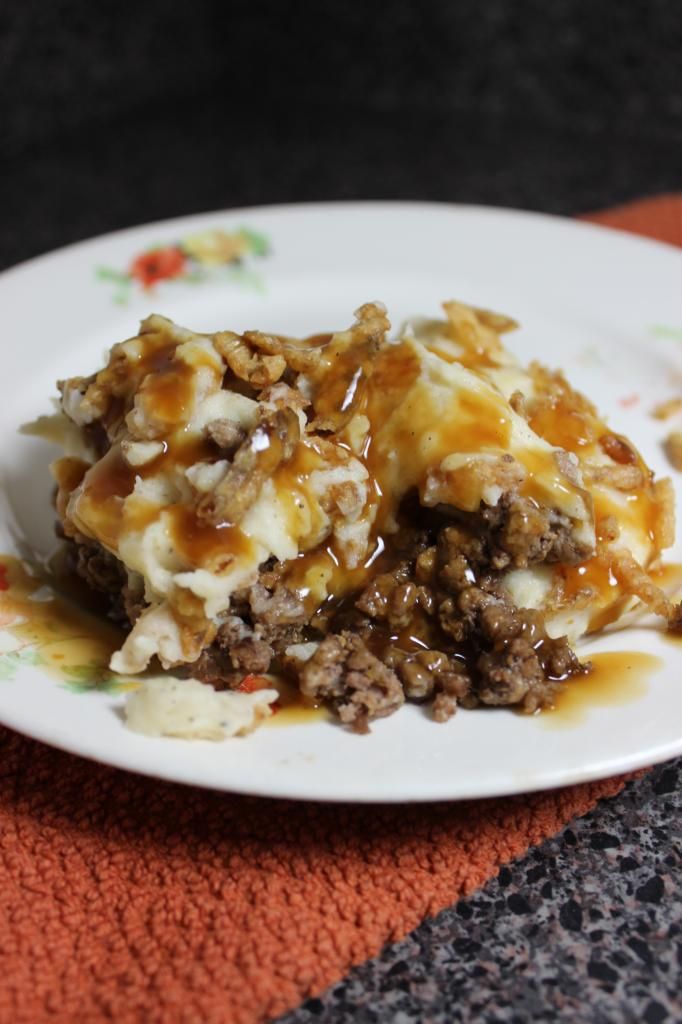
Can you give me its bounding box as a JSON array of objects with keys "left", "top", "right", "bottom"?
[{"left": 50, "top": 300, "right": 678, "bottom": 734}]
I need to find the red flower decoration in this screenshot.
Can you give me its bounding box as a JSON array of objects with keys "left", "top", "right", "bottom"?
[
  {"left": 618, "top": 393, "right": 640, "bottom": 409},
  {"left": 129, "top": 246, "right": 186, "bottom": 289}
]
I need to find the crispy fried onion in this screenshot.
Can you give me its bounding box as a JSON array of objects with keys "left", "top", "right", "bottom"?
[
  {"left": 651, "top": 397, "right": 682, "bottom": 421},
  {"left": 308, "top": 302, "right": 391, "bottom": 432},
  {"left": 609, "top": 546, "right": 681, "bottom": 630},
  {"left": 213, "top": 331, "right": 286, "bottom": 387},
  {"left": 653, "top": 477, "right": 676, "bottom": 550},
  {"left": 196, "top": 407, "right": 300, "bottom": 526},
  {"left": 443, "top": 300, "right": 516, "bottom": 357},
  {"left": 664, "top": 431, "right": 682, "bottom": 472},
  {"left": 584, "top": 463, "right": 645, "bottom": 490},
  {"left": 213, "top": 329, "right": 321, "bottom": 386}
]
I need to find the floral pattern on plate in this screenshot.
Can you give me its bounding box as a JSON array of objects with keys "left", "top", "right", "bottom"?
[
  {"left": 96, "top": 226, "right": 270, "bottom": 304},
  {"left": 650, "top": 324, "right": 682, "bottom": 341},
  {"left": 0, "top": 556, "right": 133, "bottom": 694}
]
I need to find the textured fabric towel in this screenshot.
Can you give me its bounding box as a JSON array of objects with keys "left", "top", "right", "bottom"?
[{"left": 0, "top": 195, "right": 680, "bottom": 1024}]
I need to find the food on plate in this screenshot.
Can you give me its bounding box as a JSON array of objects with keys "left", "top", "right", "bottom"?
[
  {"left": 652, "top": 397, "right": 682, "bottom": 421},
  {"left": 48, "top": 301, "right": 680, "bottom": 735},
  {"left": 125, "top": 676, "right": 278, "bottom": 739},
  {"left": 664, "top": 431, "right": 682, "bottom": 471},
  {"left": 650, "top": 396, "right": 682, "bottom": 471}
]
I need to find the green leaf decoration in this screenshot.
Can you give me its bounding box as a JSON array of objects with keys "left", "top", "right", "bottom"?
[
  {"left": 0, "top": 647, "right": 45, "bottom": 682},
  {"left": 650, "top": 325, "right": 682, "bottom": 341},
  {"left": 224, "top": 265, "right": 266, "bottom": 293},
  {"left": 60, "top": 662, "right": 128, "bottom": 694},
  {"left": 236, "top": 228, "right": 270, "bottom": 258},
  {"left": 96, "top": 266, "right": 130, "bottom": 284},
  {"left": 182, "top": 269, "right": 210, "bottom": 285},
  {"left": 96, "top": 225, "right": 269, "bottom": 304}
]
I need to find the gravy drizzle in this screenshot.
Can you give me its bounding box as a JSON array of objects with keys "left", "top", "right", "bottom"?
[{"left": 541, "top": 650, "right": 661, "bottom": 727}]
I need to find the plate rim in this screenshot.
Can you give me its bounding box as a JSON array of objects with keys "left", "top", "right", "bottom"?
[
  {"left": 2, "top": 198, "right": 682, "bottom": 282},
  {"left": 0, "top": 693, "right": 678, "bottom": 803}
]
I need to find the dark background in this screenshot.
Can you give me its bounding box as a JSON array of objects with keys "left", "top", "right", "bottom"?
[{"left": 1, "top": 0, "right": 681, "bottom": 270}]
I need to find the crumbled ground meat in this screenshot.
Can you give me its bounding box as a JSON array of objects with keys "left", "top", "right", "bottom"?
[
  {"left": 299, "top": 632, "right": 404, "bottom": 733},
  {"left": 245, "top": 582, "right": 308, "bottom": 648},
  {"left": 247, "top": 582, "right": 307, "bottom": 627},
  {"left": 350, "top": 516, "right": 586, "bottom": 723},
  {"left": 192, "top": 646, "right": 240, "bottom": 691},
  {"left": 384, "top": 647, "right": 471, "bottom": 721},
  {"left": 478, "top": 494, "right": 593, "bottom": 568},
  {"left": 354, "top": 562, "right": 417, "bottom": 626},
  {"left": 122, "top": 578, "right": 145, "bottom": 625},
  {"left": 471, "top": 598, "right": 581, "bottom": 713},
  {"left": 67, "top": 539, "right": 145, "bottom": 628},
  {"left": 63, "top": 492, "right": 588, "bottom": 730},
  {"left": 74, "top": 541, "right": 125, "bottom": 596},
  {"left": 71, "top": 540, "right": 130, "bottom": 625},
  {"left": 193, "top": 609, "right": 286, "bottom": 685}
]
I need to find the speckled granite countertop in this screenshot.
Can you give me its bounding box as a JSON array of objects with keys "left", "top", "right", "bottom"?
[{"left": 278, "top": 758, "right": 682, "bottom": 1024}]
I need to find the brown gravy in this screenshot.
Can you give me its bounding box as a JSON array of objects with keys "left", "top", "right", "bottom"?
[
  {"left": 0, "top": 554, "right": 125, "bottom": 687},
  {"left": 168, "top": 505, "right": 255, "bottom": 569},
  {"left": 264, "top": 678, "right": 329, "bottom": 727},
  {"left": 541, "top": 650, "right": 661, "bottom": 727},
  {"left": 0, "top": 555, "right": 671, "bottom": 731},
  {"left": 0, "top": 553, "right": 327, "bottom": 722},
  {"left": 651, "top": 561, "right": 682, "bottom": 590}
]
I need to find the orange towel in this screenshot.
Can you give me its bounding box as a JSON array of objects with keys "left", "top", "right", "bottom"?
[{"left": 1, "top": 195, "right": 680, "bottom": 1024}]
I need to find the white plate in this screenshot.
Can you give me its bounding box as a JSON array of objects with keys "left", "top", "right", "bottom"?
[{"left": 1, "top": 202, "right": 681, "bottom": 802}]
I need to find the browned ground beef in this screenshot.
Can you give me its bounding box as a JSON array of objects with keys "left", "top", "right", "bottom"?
[
  {"left": 191, "top": 615, "right": 276, "bottom": 689},
  {"left": 71, "top": 540, "right": 145, "bottom": 627},
  {"left": 462, "top": 493, "right": 593, "bottom": 569},
  {"left": 61, "top": 495, "right": 588, "bottom": 732},
  {"left": 346, "top": 522, "right": 583, "bottom": 723},
  {"left": 74, "top": 540, "right": 124, "bottom": 596},
  {"left": 299, "top": 632, "right": 405, "bottom": 733}
]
